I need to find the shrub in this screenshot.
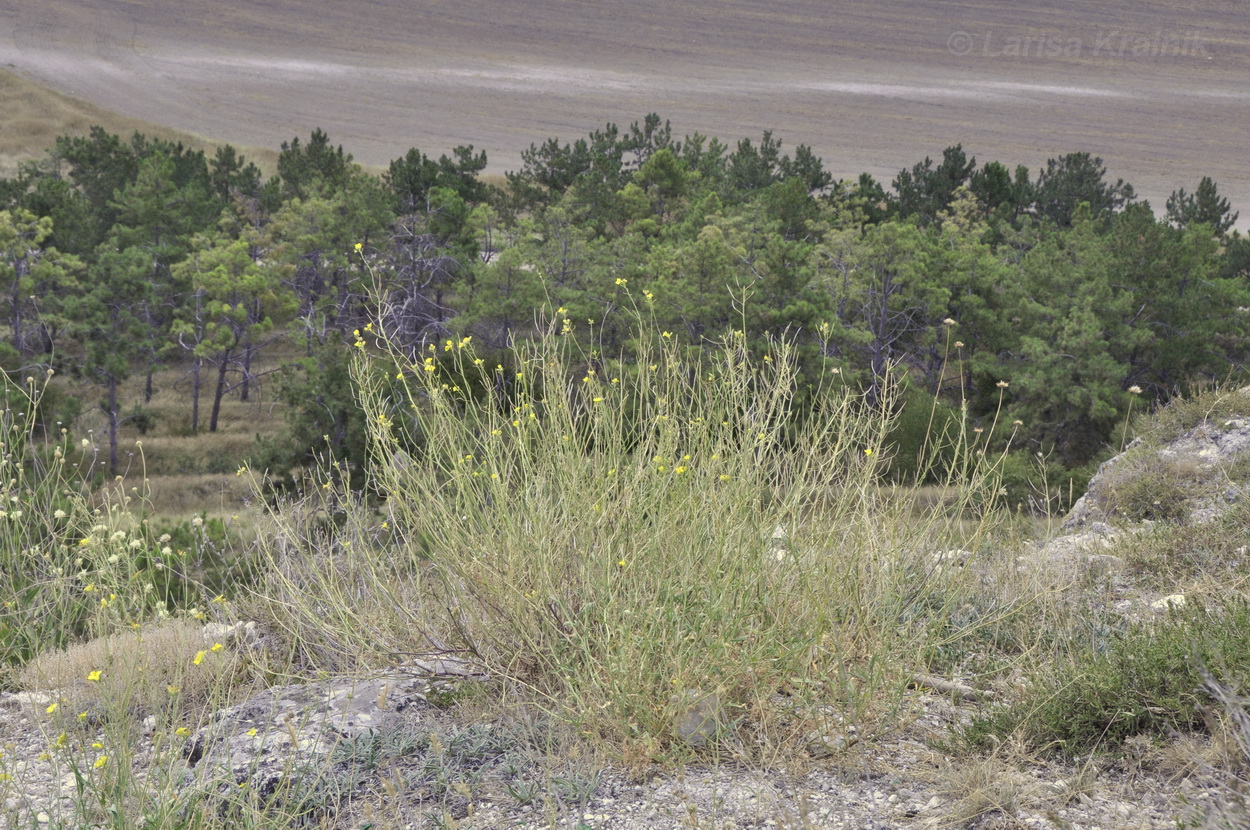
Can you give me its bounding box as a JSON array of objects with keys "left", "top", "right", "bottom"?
[
  {"left": 0, "top": 375, "right": 213, "bottom": 685},
  {"left": 884, "top": 377, "right": 964, "bottom": 484},
  {"left": 958, "top": 599, "right": 1250, "bottom": 757},
  {"left": 1103, "top": 457, "right": 1193, "bottom": 523},
  {"left": 995, "top": 451, "right": 1096, "bottom": 516},
  {"left": 255, "top": 313, "right": 1007, "bottom": 761}
]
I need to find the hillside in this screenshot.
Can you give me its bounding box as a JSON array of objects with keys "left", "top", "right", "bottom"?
[{"left": 2, "top": 0, "right": 1248, "bottom": 227}]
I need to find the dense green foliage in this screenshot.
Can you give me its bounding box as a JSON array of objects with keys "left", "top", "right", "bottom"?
[
  {"left": 1, "top": 116, "right": 1246, "bottom": 480},
  {"left": 957, "top": 599, "right": 1250, "bottom": 756}
]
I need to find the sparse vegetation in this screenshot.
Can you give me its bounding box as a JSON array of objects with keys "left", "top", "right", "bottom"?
[{"left": 1, "top": 62, "right": 1249, "bottom": 822}]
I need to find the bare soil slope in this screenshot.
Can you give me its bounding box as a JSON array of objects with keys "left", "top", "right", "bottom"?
[{"left": 1, "top": 1, "right": 1247, "bottom": 223}]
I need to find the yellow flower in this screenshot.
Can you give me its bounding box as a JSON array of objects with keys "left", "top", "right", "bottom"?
[
  {"left": 556, "top": 307, "right": 567, "bottom": 315},
  {"left": 175, "top": 727, "right": 190, "bottom": 737},
  {"left": 192, "top": 650, "right": 206, "bottom": 666},
  {"left": 86, "top": 670, "right": 102, "bottom": 682},
  {"left": 614, "top": 277, "right": 627, "bottom": 286},
  {"left": 246, "top": 728, "right": 258, "bottom": 737},
  {"left": 354, "top": 242, "right": 363, "bottom": 252},
  {"left": 45, "top": 702, "right": 58, "bottom": 715},
  {"left": 618, "top": 559, "right": 627, "bottom": 567},
  {"left": 210, "top": 642, "right": 224, "bottom": 653},
  {"left": 864, "top": 448, "right": 873, "bottom": 456},
  {"left": 674, "top": 466, "right": 688, "bottom": 475},
  {"left": 93, "top": 755, "right": 108, "bottom": 769},
  {"left": 719, "top": 474, "right": 731, "bottom": 482}
]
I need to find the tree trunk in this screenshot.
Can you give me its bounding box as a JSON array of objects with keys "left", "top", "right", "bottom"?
[
  {"left": 190, "top": 356, "right": 202, "bottom": 431},
  {"left": 208, "top": 351, "right": 231, "bottom": 433},
  {"left": 106, "top": 375, "right": 120, "bottom": 475},
  {"left": 240, "top": 339, "right": 253, "bottom": 402}
]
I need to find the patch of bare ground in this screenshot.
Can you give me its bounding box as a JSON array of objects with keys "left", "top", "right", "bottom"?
[{"left": 1, "top": 1, "right": 1247, "bottom": 226}]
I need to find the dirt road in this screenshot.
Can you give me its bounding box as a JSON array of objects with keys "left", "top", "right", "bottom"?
[{"left": 2, "top": 0, "right": 1247, "bottom": 224}]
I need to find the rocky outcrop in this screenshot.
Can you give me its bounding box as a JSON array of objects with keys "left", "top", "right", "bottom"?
[{"left": 1064, "top": 415, "right": 1250, "bottom": 530}]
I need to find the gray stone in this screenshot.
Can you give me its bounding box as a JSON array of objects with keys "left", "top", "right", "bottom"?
[{"left": 669, "top": 690, "right": 726, "bottom": 748}]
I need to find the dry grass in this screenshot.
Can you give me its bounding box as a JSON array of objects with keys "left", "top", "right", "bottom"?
[
  {"left": 0, "top": 68, "right": 275, "bottom": 177},
  {"left": 18, "top": 619, "right": 245, "bottom": 721},
  {"left": 56, "top": 352, "right": 290, "bottom": 519},
  {"left": 930, "top": 751, "right": 1040, "bottom": 827},
  {"left": 252, "top": 315, "right": 1015, "bottom": 766}
]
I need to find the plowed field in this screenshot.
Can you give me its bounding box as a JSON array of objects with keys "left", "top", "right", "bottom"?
[{"left": 2, "top": 0, "right": 1247, "bottom": 223}]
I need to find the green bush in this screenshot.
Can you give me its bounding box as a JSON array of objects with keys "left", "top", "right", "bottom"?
[
  {"left": 884, "top": 378, "right": 964, "bottom": 484},
  {"left": 995, "top": 451, "right": 1095, "bottom": 516},
  {"left": 957, "top": 599, "right": 1250, "bottom": 756}
]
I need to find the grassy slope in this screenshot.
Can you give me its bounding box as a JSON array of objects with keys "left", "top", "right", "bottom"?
[{"left": 0, "top": 68, "right": 276, "bottom": 177}]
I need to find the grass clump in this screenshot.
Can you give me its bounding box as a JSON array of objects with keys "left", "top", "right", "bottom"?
[
  {"left": 256, "top": 312, "right": 1007, "bottom": 762},
  {"left": 1103, "top": 457, "right": 1194, "bottom": 523},
  {"left": 958, "top": 599, "right": 1250, "bottom": 757},
  {"left": 17, "top": 619, "right": 245, "bottom": 722},
  {"left": 1133, "top": 384, "right": 1250, "bottom": 449}
]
